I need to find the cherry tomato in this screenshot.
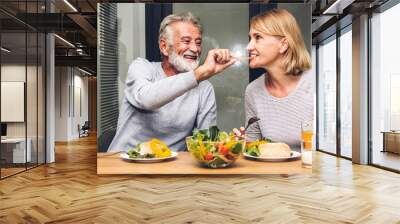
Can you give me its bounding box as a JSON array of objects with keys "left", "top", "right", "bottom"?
[
  {"left": 218, "top": 145, "right": 229, "bottom": 155},
  {"left": 204, "top": 152, "right": 214, "bottom": 161}
]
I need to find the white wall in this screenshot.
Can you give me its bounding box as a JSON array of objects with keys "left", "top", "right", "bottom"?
[
  {"left": 55, "top": 66, "right": 69, "bottom": 141},
  {"left": 1, "top": 65, "right": 37, "bottom": 137},
  {"left": 1, "top": 63, "right": 46, "bottom": 163},
  {"left": 55, "top": 67, "right": 89, "bottom": 141},
  {"left": 72, "top": 74, "right": 89, "bottom": 138},
  {"left": 1, "top": 65, "right": 27, "bottom": 143},
  {"left": 117, "top": 3, "right": 146, "bottom": 105}
]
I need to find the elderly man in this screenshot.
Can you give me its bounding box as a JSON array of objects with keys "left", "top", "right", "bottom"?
[{"left": 108, "top": 12, "right": 236, "bottom": 152}]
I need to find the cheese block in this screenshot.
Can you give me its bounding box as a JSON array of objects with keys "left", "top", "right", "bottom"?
[
  {"left": 139, "top": 142, "right": 153, "bottom": 155},
  {"left": 259, "top": 143, "right": 291, "bottom": 158}
]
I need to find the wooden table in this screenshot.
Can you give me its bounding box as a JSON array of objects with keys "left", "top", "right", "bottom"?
[
  {"left": 381, "top": 131, "right": 400, "bottom": 154},
  {"left": 97, "top": 152, "right": 312, "bottom": 175}
]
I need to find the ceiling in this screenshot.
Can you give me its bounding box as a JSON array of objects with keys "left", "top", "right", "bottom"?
[
  {"left": 0, "top": 0, "right": 98, "bottom": 74},
  {"left": 311, "top": 0, "right": 390, "bottom": 43}
]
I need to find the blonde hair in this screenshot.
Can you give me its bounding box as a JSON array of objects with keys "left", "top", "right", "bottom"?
[{"left": 250, "top": 9, "right": 311, "bottom": 75}]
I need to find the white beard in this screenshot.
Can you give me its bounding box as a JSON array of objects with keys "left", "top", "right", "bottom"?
[{"left": 168, "top": 50, "right": 200, "bottom": 73}]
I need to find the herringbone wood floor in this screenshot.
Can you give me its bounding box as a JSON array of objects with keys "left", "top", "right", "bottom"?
[{"left": 1, "top": 135, "right": 400, "bottom": 223}]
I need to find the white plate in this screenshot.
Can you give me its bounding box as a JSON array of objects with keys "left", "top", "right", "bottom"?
[
  {"left": 120, "top": 151, "right": 178, "bottom": 163},
  {"left": 243, "top": 151, "right": 301, "bottom": 162}
]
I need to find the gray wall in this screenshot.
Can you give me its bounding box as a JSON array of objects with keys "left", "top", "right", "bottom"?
[
  {"left": 174, "top": 3, "right": 249, "bottom": 132},
  {"left": 278, "top": 3, "right": 312, "bottom": 52},
  {"left": 117, "top": 3, "right": 146, "bottom": 105}
]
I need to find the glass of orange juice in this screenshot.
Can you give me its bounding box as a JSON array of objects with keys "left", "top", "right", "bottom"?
[{"left": 301, "top": 120, "right": 314, "bottom": 168}]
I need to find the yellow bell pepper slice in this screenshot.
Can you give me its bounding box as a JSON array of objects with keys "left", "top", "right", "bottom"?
[{"left": 149, "top": 139, "right": 171, "bottom": 158}]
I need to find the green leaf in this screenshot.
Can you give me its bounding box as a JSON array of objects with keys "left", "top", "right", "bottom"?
[
  {"left": 217, "top": 131, "right": 229, "bottom": 141},
  {"left": 209, "top": 145, "right": 217, "bottom": 153},
  {"left": 209, "top": 126, "right": 220, "bottom": 141},
  {"left": 193, "top": 126, "right": 220, "bottom": 141},
  {"left": 231, "top": 143, "right": 243, "bottom": 154},
  {"left": 127, "top": 147, "right": 140, "bottom": 158},
  {"left": 192, "top": 129, "right": 199, "bottom": 137},
  {"left": 245, "top": 146, "right": 260, "bottom": 157}
]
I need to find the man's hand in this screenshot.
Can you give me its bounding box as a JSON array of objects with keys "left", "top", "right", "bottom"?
[{"left": 194, "top": 49, "right": 237, "bottom": 82}]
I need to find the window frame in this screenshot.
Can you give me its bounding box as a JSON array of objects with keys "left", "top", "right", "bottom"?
[{"left": 315, "top": 23, "right": 353, "bottom": 161}]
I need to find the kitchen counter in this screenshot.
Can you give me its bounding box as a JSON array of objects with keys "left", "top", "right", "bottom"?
[{"left": 97, "top": 152, "right": 312, "bottom": 175}]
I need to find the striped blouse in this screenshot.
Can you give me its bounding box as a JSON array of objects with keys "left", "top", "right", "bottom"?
[{"left": 244, "top": 72, "right": 314, "bottom": 148}]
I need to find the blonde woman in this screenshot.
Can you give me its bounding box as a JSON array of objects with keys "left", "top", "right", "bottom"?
[{"left": 244, "top": 9, "right": 313, "bottom": 148}]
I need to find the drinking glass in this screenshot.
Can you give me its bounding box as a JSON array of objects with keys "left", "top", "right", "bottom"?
[{"left": 301, "top": 120, "right": 314, "bottom": 168}]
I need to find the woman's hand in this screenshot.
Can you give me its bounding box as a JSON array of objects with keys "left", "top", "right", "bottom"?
[{"left": 233, "top": 127, "right": 245, "bottom": 138}]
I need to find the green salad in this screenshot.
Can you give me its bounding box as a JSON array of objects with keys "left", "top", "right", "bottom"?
[{"left": 186, "top": 126, "right": 244, "bottom": 168}]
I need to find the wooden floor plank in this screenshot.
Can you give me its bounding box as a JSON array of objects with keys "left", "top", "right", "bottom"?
[{"left": 0, "top": 134, "right": 399, "bottom": 223}]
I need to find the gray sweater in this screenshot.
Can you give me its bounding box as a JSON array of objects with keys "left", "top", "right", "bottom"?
[
  {"left": 245, "top": 72, "right": 314, "bottom": 148},
  {"left": 108, "top": 58, "right": 217, "bottom": 152}
]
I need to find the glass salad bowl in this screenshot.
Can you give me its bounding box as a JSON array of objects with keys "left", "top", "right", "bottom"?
[{"left": 186, "top": 127, "right": 245, "bottom": 168}]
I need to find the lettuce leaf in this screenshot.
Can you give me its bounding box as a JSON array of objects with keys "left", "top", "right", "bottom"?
[
  {"left": 245, "top": 146, "right": 260, "bottom": 157},
  {"left": 192, "top": 126, "right": 220, "bottom": 141},
  {"left": 231, "top": 143, "right": 243, "bottom": 154}
]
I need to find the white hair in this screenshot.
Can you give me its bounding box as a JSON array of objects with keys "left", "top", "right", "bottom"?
[{"left": 159, "top": 12, "right": 202, "bottom": 51}]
